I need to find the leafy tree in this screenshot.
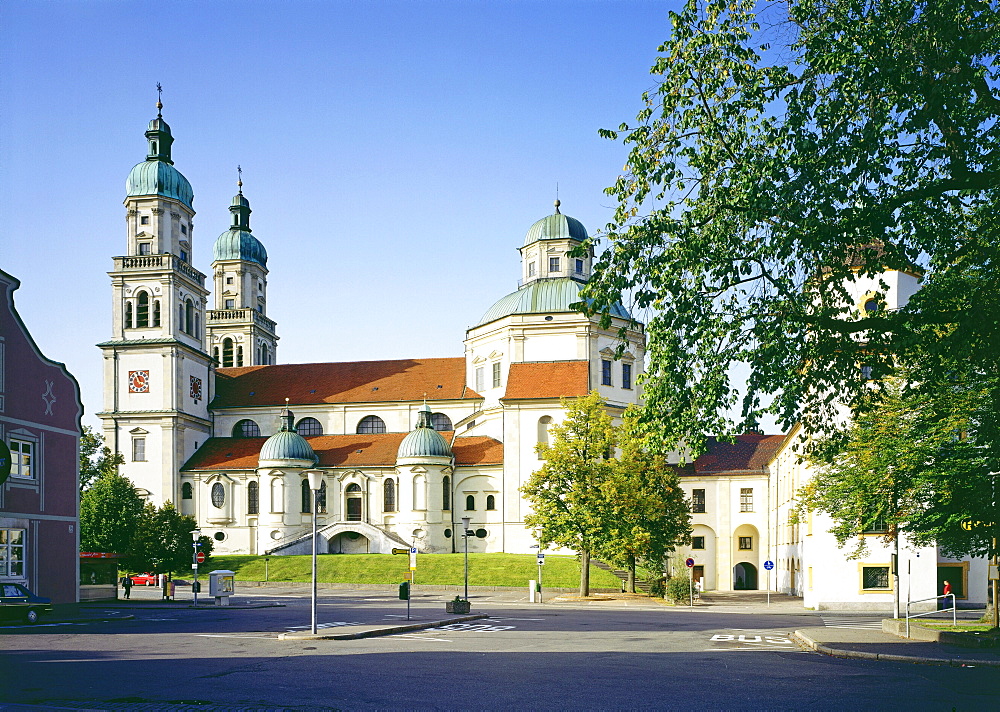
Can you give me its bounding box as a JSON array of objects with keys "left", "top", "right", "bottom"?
[
  {"left": 522, "top": 391, "right": 616, "bottom": 597},
  {"left": 79, "top": 471, "right": 145, "bottom": 554},
  {"left": 596, "top": 406, "right": 691, "bottom": 592},
  {"left": 79, "top": 425, "right": 124, "bottom": 492},
  {"left": 578, "top": 0, "right": 1000, "bottom": 452},
  {"left": 125, "top": 501, "right": 214, "bottom": 581}
]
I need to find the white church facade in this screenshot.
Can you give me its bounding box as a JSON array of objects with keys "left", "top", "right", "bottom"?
[{"left": 99, "top": 103, "right": 988, "bottom": 610}]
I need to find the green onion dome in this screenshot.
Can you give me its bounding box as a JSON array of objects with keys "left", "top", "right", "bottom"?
[
  {"left": 125, "top": 113, "right": 194, "bottom": 209},
  {"left": 476, "top": 278, "right": 631, "bottom": 327},
  {"left": 259, "top": 408, "right": 317, "bottom": 466},
  {"left": 398, "top": 406, "right": 452, "bottom": 459},
  {"left": 212, "top": 191, "right": 267, "bottom": 266},
  {"left": 523, "top": 203, "right": 588, "bottom": 247}
]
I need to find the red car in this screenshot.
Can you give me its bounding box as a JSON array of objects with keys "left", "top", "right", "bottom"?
[{"left": 130, "top": 573, "right": 158, "bottom": 586}]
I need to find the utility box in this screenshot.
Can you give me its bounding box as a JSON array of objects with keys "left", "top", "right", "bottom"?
[{"left": 208, "top": 570, "right": 235, "bottom": 606}]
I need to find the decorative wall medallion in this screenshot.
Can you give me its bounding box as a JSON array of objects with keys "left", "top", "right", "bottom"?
[
  {"left": 190, "top": 375, "right": 203, "bottom": 403},
  {"left": 128, "top": 370, "right": 150, "bottom": 393}
]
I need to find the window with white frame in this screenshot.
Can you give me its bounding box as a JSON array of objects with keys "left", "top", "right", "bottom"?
[
  {"left": 492, "top": 361, "right": 501, "bottom": 388},
  {"left": 132, "top": 437, "right": 146, "bottom": 462},
  {"left": 475, "top": 366, "right": 485, "bottom": 392},
  {"left": 548, "top": 256, "right": 560, "bottom": 273},
  {"left": 0, "top": 529, "right": 25, "bottom": 577},
  {"left": 740, "top": 488, "right": 753, "bottom": 512},
  {"left": 691, "top": 489, "right": 706, "bottom": 513},
  {"left": 9, "top": 439, "right": 34, "bottom": 479},
  {"left": 528, "top": 262, "right": 536, "bottom": 277}
]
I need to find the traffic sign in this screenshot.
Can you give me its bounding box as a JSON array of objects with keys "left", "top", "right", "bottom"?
[
  {"left": 537, "top": 553, "right": 545, "bottom": 566},
  {"left": 409, "top": 546, "right": 417, "bottom": 570},
  {"left": 196, "top": 552, "right": 206, "bottom": 564},
  {"left": 764, "top": 560, "right": 774, "bottom": 571},
  {"left": 391, "top": 548, "right": 409, "bottom": 555},
  {"left": 685, "top": 558, "right": 694, "bottom": 568}
]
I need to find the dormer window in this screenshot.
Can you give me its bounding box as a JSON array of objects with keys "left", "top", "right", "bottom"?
[
  {"left": 549, "top": 257, "right": 560, "bottom": 273},
  {"left": 138, "top": 242, "right": 151, "bottom": 255},
  {"left": 140, "top": 216, "right": 150, "bottom": 225}
]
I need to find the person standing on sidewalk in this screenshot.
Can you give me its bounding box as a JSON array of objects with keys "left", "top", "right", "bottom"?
[
  {"left": 940, "top": 580, "right": 952, "bottom": 609},
  {"left": 121, "top": 575, "right": 133, "bottom": 600}
]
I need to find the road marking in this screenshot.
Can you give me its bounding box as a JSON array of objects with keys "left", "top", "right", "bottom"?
[
  {"left": 196, "top": 634, "right": 277, "bottom": 639},
  {"left": 487, "top": 616, "right": 543, "bottom": 621},
  {"left": 820, "top": 616, "right": 884, "bottom": 629},
  {"left": 429, "top": 623, "right": 517, "bottom": 633},
  {"left": 391, "top": 634, "right": 453, "bottom": 642},
  {"left": 706, "top": 648, "right": 807, "bottom": 652},
  {"left": 709, "top": 633, "right": 797, "bottom": 650},
  {"left": 285, "top": 621, "right": 361, "bottom": 631}
]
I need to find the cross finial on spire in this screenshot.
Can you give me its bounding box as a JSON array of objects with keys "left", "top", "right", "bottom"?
[
  {"left": 156, "top": 82, "right": 163, "bottom": 116},
  {"left": 237, "top": 165, "right": 243, "bottom": 193},
  {"left": 554, "top": 183, "right": 561, "bottom": 213}
]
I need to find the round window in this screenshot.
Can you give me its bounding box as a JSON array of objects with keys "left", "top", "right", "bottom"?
[
  {"left": 213, "top": 531, "right": 226, "bottom": 541},
  {"left": 211, "top": 483, "right": 225, "bottom": 508},
  {"left": 444, "top": 528, "right": 452, "bottom": 538},
  {"left": 270, "top": 530, "right": 282, "bottom": 540},
  {"left": 863, "top": 298, "right": 880, "bottom": 313},
  {"left": 475, "top": 528, "right": 488, "bottom": 539}
]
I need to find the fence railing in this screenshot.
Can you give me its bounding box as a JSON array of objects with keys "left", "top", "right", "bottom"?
[{"left": 905, "top": 593, "right": 956, "bottom": 637}]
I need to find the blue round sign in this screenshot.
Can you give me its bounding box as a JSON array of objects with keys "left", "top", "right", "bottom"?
[
  {"left": 764, "top": 560, "right": 775, "bottom": 571},
  {"left": 685, "top": 558, "right": 695, "bottom": 568}
]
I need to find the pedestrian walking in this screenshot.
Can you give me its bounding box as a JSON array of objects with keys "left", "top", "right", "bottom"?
[{"left": 121, "top": 575, "right": 133, "bottom": 599}]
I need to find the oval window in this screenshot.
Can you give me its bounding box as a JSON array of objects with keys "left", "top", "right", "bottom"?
[{"left": 211, "top": 482, "right": 225, "bottom": 508}]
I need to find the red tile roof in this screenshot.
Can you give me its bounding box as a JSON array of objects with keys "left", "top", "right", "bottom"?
[
  {"left": 213, "top": 358, "right": 481, "bottom": 408},
  {"left": 502, "top": 360, "right": 590, "bottom": 400},
  {"left": 686, "top": 434, "right": 785, "bottom": 474},
  {"left": 182, "top": 434, "right": 503, "bottom": 471}
]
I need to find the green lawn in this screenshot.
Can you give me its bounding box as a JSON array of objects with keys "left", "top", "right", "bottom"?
[
  {"left": 207, "top": 552, "right": 621, "bottom": 589},
  {"left": 920, "top": 623, "right": 997, "bottom": 633}
]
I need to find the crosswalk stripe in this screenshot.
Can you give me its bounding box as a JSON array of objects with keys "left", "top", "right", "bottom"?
[{"left": 820, "top": 616, "right": 884, "bottom": 629}]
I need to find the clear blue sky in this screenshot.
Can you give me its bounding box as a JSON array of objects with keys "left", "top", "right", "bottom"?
[{"left": 3, "top": 0, "right": 688, "bottom": 430}]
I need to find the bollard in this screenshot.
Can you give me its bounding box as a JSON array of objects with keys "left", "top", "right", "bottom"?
[{"left": 528, "top": 579, "right": 536, "bottom": 603}]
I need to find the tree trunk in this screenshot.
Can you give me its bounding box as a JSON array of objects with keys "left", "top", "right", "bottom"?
[
  {"left": 580, "top": 549, "right": 590, "bottom": 597},
  {"left": 628, "top": 555, "right": 636, "bottom": 594}
]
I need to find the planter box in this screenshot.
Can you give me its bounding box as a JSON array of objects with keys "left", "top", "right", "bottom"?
[{"left": 446, "top": 599, "right": 471, "bottom": 614}]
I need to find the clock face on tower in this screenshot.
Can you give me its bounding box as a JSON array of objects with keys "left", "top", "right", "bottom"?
[
  {"left": 128, "top": 370, "right": 150, "bottom": 393},
  {"left": 190, "top": 375, "right": 203, "bottom": 402}
]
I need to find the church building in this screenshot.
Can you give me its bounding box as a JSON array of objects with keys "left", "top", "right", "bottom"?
[{"left": 98, "top": 102, "right": 645, "bottom": 558}]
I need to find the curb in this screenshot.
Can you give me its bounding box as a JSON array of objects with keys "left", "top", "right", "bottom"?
[
  {"left": 791, "top": 630, "right": 1000, "bottom": 668},
  {"left": 80, "top": 603, "right": 284, "bottom": 610},
  {"left": 278, "top": 614, "right": 489, "bottom": 641}
]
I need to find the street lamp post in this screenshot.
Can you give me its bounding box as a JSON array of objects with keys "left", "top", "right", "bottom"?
[
  {"left": 191, "top": 529, "right": 201, "bottom": 606},
  {"left": 461, "top": 516, "right": 471, "bottom": 601},
  {"left": 307, "top": 470, "right": 324, "bottom": 635}
]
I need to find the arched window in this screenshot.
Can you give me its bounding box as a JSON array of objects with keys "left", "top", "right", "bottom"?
[
  {"left": 136, "top": 291, "right": 149, "bottom": 327},
  {"left": 152, "top": 299, "right": 161, "bottom": 327},
  {"left": 318, "top": 480, "right": 327, "bottom": 513},
  {"left": 301, "top": 479, "right": 312, "bottom": 513},
  {"left": 222, "top": 338, "right": 234, "bottom": 368},
  {"left": 236, "top": 344, "right": 243, "bottom": 367},
  {"left": 537, "top": 416, "right": 553, "bottom": 448},
  {"left": 247, "top": 481, "right": 259, "bottom": 514},
  {"left": 184, "top": 299, "right": 194, "bottom": 335},
  {"left": 194, "top": 312, "right": 200, "bottom": 337},
  {"left": 211, "top": 482, "right": 225, "bottom": 508},
  {"left": 345, "top": 482, "right": 362, "bottom": 521},
  {"left": 412, "top": 473, "right": 426, "bottom": 510},
  {"left": 442, "top": 475, "right": 451, "bottom": 511},
  {"left": 296, "top": 417, "right": 323, "bottom": 436},
  {"left": 357, "top": 415, "right": 386, "bottom": 434},
  {"left": 486, "top": 494, "right": 496, "bottom": 510},
  {"left": 233, "top": 419, "right": 260, "bottom": 437},
  {"left": 431, "top": 413, "right": 453, "bottom": 431},
  {"left": 125, "top": 301, "right": 133, "bottom": 329},
  {"left": 466, "top": 494, "right": 475, "bottom": 511},
  {"left": 213, "top": 346, "right": 220, "bottom": 363},
  {"left": 383, "top": 478, "right": 396, "bottom": 512},
  {"left": 181, "top": 482, "right": 193, "bottom": 500}
]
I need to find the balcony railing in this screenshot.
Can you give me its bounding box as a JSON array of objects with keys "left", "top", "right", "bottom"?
[
  {"left": 206, "top": 308, "right": 277, "bottom": 332},
  {"left": 113, "top": 253, "right": 206, "bottom": 286}
]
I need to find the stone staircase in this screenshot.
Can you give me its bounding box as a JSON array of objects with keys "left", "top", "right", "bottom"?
[{"left": 592, "top": 559, "right": 653, "bottom": 594}]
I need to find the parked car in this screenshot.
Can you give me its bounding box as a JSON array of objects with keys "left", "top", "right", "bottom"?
[
  {"left": 130, "top": 573, "right": 159, "bottom": 586},
  {"left": 0, "top": 583, "right": 53, "bottom": 624}
]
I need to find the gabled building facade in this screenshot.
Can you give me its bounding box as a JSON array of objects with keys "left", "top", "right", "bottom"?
[{"left": 1, "top": 269, "right": 83, "bottom": 604}]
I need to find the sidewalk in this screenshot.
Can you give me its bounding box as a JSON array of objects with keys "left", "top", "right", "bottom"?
[{"left": 793, "top": 625, "right": 1000, "bottom": 667}]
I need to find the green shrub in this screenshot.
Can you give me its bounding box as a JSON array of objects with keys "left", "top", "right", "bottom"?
[
  {"left": 666, "top": 570, "right": 692, "bottom": 603},
  {"left": 648, "top": 577, "right": 666, "bottom": 598}
]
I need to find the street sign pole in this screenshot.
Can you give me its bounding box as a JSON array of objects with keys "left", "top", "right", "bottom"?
[
  {"left": 536, "top": 552, "right": 545, "bottom": 603},
  {"left": 685, "top": 558, "right": 695, "bottom": 609},
  {"left": 763, "top": 560, "right": 775, "bottom": 607}
]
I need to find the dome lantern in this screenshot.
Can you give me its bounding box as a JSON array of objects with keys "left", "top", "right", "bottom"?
[
  {"left": 397, "top": 403, "right": 452, "bottom": 459},
  {"left": 258, "top": 400, "right": 317, "bottom": 466}
]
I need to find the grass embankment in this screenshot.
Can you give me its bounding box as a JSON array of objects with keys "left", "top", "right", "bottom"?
[
  {"left": 209, "top": 552, "right": 621, "bottom": 589},
  {"left": 920, "top": 623, "right": 997, "bottom": 633}
]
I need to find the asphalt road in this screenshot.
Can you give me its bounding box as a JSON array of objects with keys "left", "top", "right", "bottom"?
[{"left": 1, "top": 588, "right": 998, "bottom": 711}]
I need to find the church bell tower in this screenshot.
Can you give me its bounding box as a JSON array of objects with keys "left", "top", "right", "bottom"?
[{"left": 98, "top": 91, "right": 213, "bottom": 505}]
